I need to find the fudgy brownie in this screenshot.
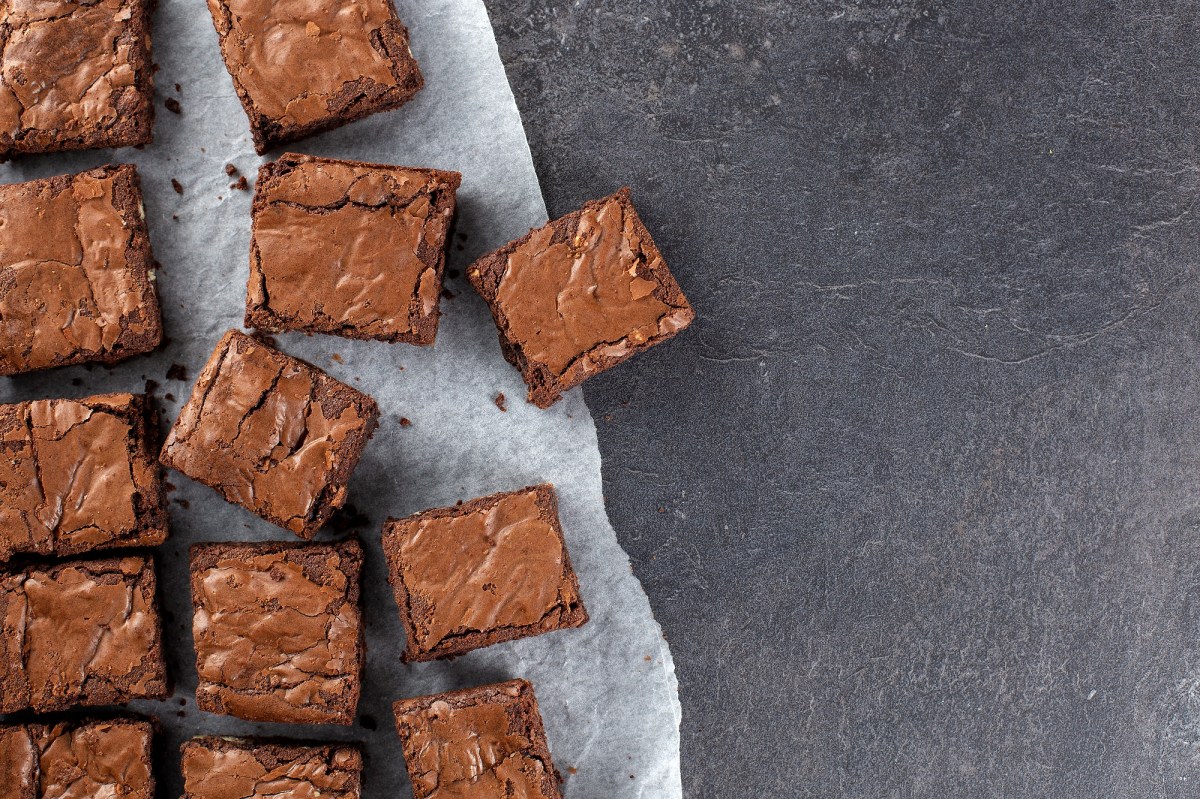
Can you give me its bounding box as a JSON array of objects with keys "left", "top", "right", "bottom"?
[
  {"left": 0, "top": 393, "right": 167, "bottom": 564},
  {"left": 0, "top": 165, "right": 163, "bottom": 375},
  {"left": 205, "top": 0, "right": 423, "bottom": 153},
  {"left": 0, "top": 0, "right": 155, "bottom": 160},
  {"left": 467, "top": 187, "right": 695, "bottom": 408},
  {"left": 245, "top": 153, "right": 461, "bottom": 344},
  {"left": 190, "top": 539, "right": 364, "bottom": 724},
  {"left": 382, "top": 485, "right": 588, "bottom": 662},
  {"left": 392, "top": 679, "right": 564, "bottom": 799},
  {"left": 160, "top": 330, "right": 379, "bottom": 538},
  {"left": 181, "top": 737, "right": 362, "bottom": 799},
  {"left": 1, "top": 718, "right": 155, "bottom": 799},
  {"left": 0, "top": 555, "right": 169, "bottom": 713}
]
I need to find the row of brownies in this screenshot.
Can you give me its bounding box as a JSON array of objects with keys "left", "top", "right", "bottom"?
[{"left": 0, "top": 163, "right": 692, "bottom": 799}]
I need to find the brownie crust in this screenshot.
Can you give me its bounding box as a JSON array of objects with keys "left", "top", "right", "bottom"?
[
  {"left": 189, "top": 539, "right": 364, "bottom": 725},
  {"left": 468, "top": 187, "right": 694, "bottom": 408},
  {"left": 181, "top": 737, "right": 362, "bottom": 799},
  {"left": 0, "top": 0, "right": 155, "bottom": 160},
  {"left": 160, "top": 330, "right": 379, "bottom": 538},
  {"left": 1, "top": 718, "right": 155, "bottom": 799},
  {"left": 0, "top": 393, "right": 167, "bottom": 564},
  {"left": 245, "top": 153, "right": 461, "bottom": 344},
  {"left": 206, "top": 0, "right": 423, "bottom": 153},
  {"left": 0, "top": 165, "right": 163, "bottom": 375},
  {"left": 392, "top": 679, "right": 564, "bottom": 799},
  {"left": 383, "top": 484, "right": 588, "bottom": 662},
  {"left": 0, "top": 555, "right": 169, "bottom": 713}
]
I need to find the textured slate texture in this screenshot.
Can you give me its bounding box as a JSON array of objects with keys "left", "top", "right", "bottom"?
[{"left": 489, "top": 2, "right": 1200, "bottom": 796}]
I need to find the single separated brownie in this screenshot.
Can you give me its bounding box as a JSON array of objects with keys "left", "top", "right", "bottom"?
[
  {"left": 181, "top": 737, "right": 361, "bottom": 799},
  {"left": 0, "top": 393, "right": 167, "bottom": 564},
  {"left": 160, "top": 330, "right": 379, "bottom": 538},
  {"left": 1, "top": 718, "right": 155, "bottom": 799},
  {"left": 467, "top": 188, "right": 694, "bottom": 408},
  {"left": 245, "top": 153, "right": 461, "bottom": 344},
  {"left": 382, "top": 485, "right": 587, "bottom": 662},
  {"left": 0, "top": 165, "right": 163, "bottom": 375},
  {"left": 393, "top": 680, "right": 564, "bottom": 799},
  {"left": 0, "top": 555, "right": 169, "bottom": 713},
  {"left": 205, "top": 0, "right": 423, "bottom": 153},
  {"left": 190, "top": 539, "right": 364, "bottom": 724},
  {"left": 0, "top": 0, "right": 155, "bottom": 160}
]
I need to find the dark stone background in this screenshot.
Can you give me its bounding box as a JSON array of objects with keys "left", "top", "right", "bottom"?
[{"left": 489, "top": 1, "right": 1200, "bottom": 796}]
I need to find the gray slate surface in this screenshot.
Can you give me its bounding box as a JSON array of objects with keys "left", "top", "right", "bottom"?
[{"left": 489, "top": 1, "right": 1200, "bottom": 796}]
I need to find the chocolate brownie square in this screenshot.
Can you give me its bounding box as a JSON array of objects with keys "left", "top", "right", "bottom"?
[
  {"left": 190, "top": 539, "right": 364, "bottom": 724},
  {"left": 382, "top": 484, "right": 587, "bottom": 662},
  {"left": 160, "top": 330, "right": 379, "bottom": 538},
  {"left": 205, "top": 0, "right": 423, "bottom": 153},
  {"left": 245, "top": 153, "right": 461, "bottom": 344},
  {"left": 467, "top": 187, "right": 695, "bottom": 408},
  {"left": 0, "top": 165, "right": 163, "bottom": 375},
  {"left": 0, "top": 393, "right": 167, "bottom": 564},
  {"left": 0, "top": 555, "right": 169, "bottom": 713},
  {"left": 0, "top": 0, "right": 155, "bottom": 160},
  {"left": 392, "top": 679, "right": 564, "bottom": 799},
  {"left": 1, "top": 718, "right": 155, "bottom": 799},
  {"left": 181, "top": 737, "right": 361, "bottom": 799}
]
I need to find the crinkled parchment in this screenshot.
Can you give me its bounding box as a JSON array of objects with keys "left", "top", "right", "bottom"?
[{"left": 0, "top": 1, "right": 682, "bottom": 797}]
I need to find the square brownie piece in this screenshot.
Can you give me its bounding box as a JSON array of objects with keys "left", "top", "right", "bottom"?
[
  {"left": 382, "top": 484, "right": 587, "bottom": 662},
  {"left": 0, "top": 0, "right": 155, "bottom": 160},
  {"left": 0, "top": 165, "right": 163, "bottom": 375},
  {"left": 392, "top": 679, "right": 564, "bottom": 799},
  {"left": 1, "top": 718, "right": 155, "bottom": 799},
  {"left": 0, "top": 555, "right": 168, "bottom": 713},
  {"left": 0, "top": 393, "right": 167, "bottom": 564},
  {"left": 160, "top": 330, "right": 379, "bottom": 538},
  {"left": 245, "top": 153, "right": 461, "bottom": 344},
  {"left": 181, "top": 737, "right": 361, "bottom": 799},
  {"left": 467, "top": 187, "right": 695, "bottom": 408},
  {"left": 206, "top": 0, "right": 423, "bottom": 153},
  {"left": 190, "top": 539, "right": 364, "bottom": 724}
]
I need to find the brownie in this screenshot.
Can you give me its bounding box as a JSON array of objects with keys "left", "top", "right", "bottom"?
[
  {"left": 245, "top": 153, "right": 461, "bottom": 344},
  {"left": 160, "top": 330, "right": 379, "bottom": 538},
  {"left": 1, "top": 718, "right": 155, "bottom": 799},
  {"left": 189, "top": 539, "right": 364, "bottom": 724},
  {"left": 181, "top": 737, "right": 361, "bottom": 799},
  {"left": 0, "top": 393, "right": 167, "bottom": 564},
  {"left": 392, "top": 679, "right": 564, "bottom": 799},
  {"left": 382, "top": 484, "right": 588, "bottom": 662},
  {"left": 205, "top": 0, "right": 423, "bottom": 153},
  {"left": 0, "top": 0, "right": 154, "bottom": 160},
  {"left": 0, "top": 165, "right": 163, "bottom": 375},
  {"left": 467, "top": 187, "right": 695, "bottom": 408},
  {"left": 0, "top": 555, "right": 169, "bottom": 713}
]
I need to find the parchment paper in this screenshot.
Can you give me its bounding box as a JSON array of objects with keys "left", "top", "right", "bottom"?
[{"left": 0, "top": 1, "right": 682, "bottom": 796}]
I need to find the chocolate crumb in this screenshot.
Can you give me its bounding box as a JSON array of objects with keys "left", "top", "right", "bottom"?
[
  {"left": 171, "top": 178, "right": 183, "bottom": 195},
  {"left": 493, "top": 393, "right": 507, "bottom": 412},
  {"left": 230, "top": 176, "right": 248, "bottom": 191},
  {"left": 441, "top": 288, "right": 456, "bottom": 300},
  {"left": 144, "top": 379, "right": 159, "bottom": 395},
  {"left": 172, "top": 214, "right": 179, "bottom": 221},
  {"left": 225, "top": 163, "right": 238, "bottom": 176},
  {"left": 174, "top": 498, "right": 190, "bottom": 509},
  {"left": 165, "top": 393, "right": 176, "bottom": 402},
  {"left": 165, "top": 97, "right": 181, "bottom": 114},
  {"left": 359, "top": 714, "right": 378, "bottom": 731},
  {"left": 331, "top": 353, "right": 344, "bottom": 364},
  {"left": 166, "top": 363, "right": 188, "bottom": 381},
  {"left": 567, "top": 767, "right": 578, "bottom": 775},
  {"left": 399, "top": 417, "right": 412, "bottom": 428},
  {"left": 174, "top": 82, "right": 181, "bottom": 92},
  {"left": 165, "top": 481, "right": 176, "bottom": 491},
  {"left": 326, "top": 503, "right": 369, "bottom": 534}
]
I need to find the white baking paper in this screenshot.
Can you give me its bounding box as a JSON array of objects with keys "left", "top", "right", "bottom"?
[{"left": 0, "top": 1, "right": 683, "bottom": 796}]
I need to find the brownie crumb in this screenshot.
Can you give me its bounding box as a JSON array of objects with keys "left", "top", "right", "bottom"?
[
  {"left": 230, "top": 176, "right": 248, "bottom": 191},
  {"left": 165, "top": 393, "right": 176, "bottom": 402},
  {"left": 70, "top": 378, "right": 82, "bottom": 386},
  {"left": 359, "top": 714, "right": 378, "bottom": 731},
  {"left": 165, "top": 97, "right": 182, "bottom": 114},
  {"left": 493, "top": 393, "right": 507, "bottom": 412},
  {"left": 165, "top": 481, "right": 176, "bottom": 491},
  {"left": 145, "top": 379, "right": 160, "bottom": 394},
  {"left": 225, "top": 163, "right": 238, "bottom": 176},
  {"left": 327, "top": 503, "right": 369, "bottom": 534},
  {"left": 399, "top": 417, "right": 412, "bottom": 428},
  {"left": 172, "top": 214, "right": 179, "bottom": 221},
  {"left": 174, "top": 82, "right": 182, "bottom": 92},
  {"left": 567, "top": 767, "right": 578, "bottom": 775},
  {"left": 166, "top": 363, "right": 188, "bottom": 381},
  {"left": 441, "top": 288, "right": 456, "bottom": 300},
  {"left": 331, "top": 353, "right": 344, "bottom": 364},
  {"left": 171, "top": 179, "right": 183, "bottom": 195},
  {"left": 174, "top": 498, "right": 190, "bottom": 509}
]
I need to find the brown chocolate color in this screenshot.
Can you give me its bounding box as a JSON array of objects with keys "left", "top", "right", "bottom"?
[
  {"left": 205, "top": 0, "right": 423, "bottom": 154},
  {"left": 160, "top": 330, "right": 379, "bottom": 538},
  {"left": 245, "top": 153, "right": 461, "bottom": 344},
  {"left": 0, "top": 165, "right": 163, "bottom": 375},
  {"left": 189, "top": 539, "right": 364, "bottom": 725},
  {"left": 392, "top": 679, "right": 564, "bottom": 799},
  {"left": 0, "top": 393, "right": 167, "bottom": 564},
  {"left": 382, "top": 485, "right": 588, "bottom": 662},
  {"left": 0, "top": 0, "right": 155, "bottom": 160},
  {"left": 180, "top": 737, "right": 362, "bottom": 799},
  {"left": 467, "top": 187, "right": 695, "bottom": 408},
  {"left": 0, "top": 555, "right": 169, "bottom": 713},
  {"left": 1, "top": 718, "right": 155, "bottom": 799}
]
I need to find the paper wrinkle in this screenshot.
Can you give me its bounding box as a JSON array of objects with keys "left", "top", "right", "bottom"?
[{"left": 0, "top": 1, "right": 681, "bottom": 797}]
